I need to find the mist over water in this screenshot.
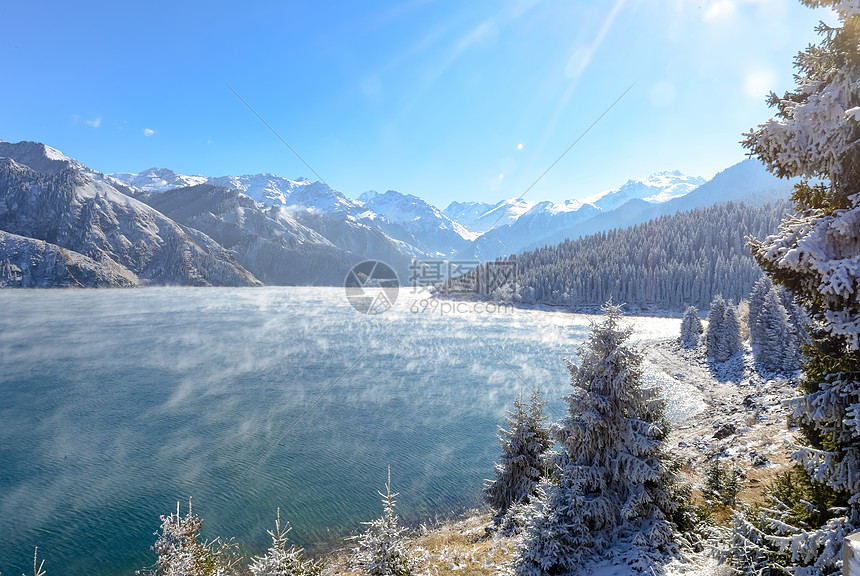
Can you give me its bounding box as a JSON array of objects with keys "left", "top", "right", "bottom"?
[{"left": 0, "top": 288, "right": 699, "bottom": 576}]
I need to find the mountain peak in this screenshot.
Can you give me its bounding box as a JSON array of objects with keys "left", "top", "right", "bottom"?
[
  {"left": 0, "top": 140, "right": 82, "bottom": 175},
  {"left": 111, "top": 168, "right": 208, "bottom": 192},
  {"left": 581, "top": 170, "right": 704, "bottom": 211},
  {"left": 357, "top": 190, "right": 382, "bottom": 203}
]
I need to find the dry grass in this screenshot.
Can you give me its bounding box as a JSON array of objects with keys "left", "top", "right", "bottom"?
[
  {"left": 320, "top": 511, "right": 515, "bottom": 576},
  {"left": 411, "top": 512, "right": 515, "bottom": 576},
  {"left": 737, "top": 451, "right": 794, "bottom": 508}
]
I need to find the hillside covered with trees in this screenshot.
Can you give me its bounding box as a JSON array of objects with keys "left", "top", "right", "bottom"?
[{"left": 442, "top": 200, "right": 790, "bottom": 313}]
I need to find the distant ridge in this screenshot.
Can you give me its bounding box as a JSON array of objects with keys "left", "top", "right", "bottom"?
[{"left": 0, "top": 139, "right": 795, "bottom": 288}]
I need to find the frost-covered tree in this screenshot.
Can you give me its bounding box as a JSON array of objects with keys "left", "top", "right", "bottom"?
[
  {"left": 723, "top": 304, "right": 744, "bottom": 358},
  {"left": 350, "top": 470, "right": 417, "bottom": 576},
  {"left": 751, "top": 288, "right": 798, "bottom": 374},
  {"left": 249, "top": 509, "right": 321, "bottom": 576},
  {"left": 706, "top": 295, "right": 743, "bottom": 362},
  {"left": 738, "top": 0, "right": 860, "bottom": 572},
  {"left": 705, "top": 295, "right": 727, "bottom": 359},
  {"left": 780, "top": 287, "right": 810, "bottom": 349},
  {"left": 750, "top": 281, "right": 806, "bottom": 373},
  {"left": 514, "top": 302, "right": 679, "bottom": 575},
  {"left": 484, "top": 388, "right": 553, "bottom": 527},
  {"left": 680, "top": 306, "right": 703, "bottom": 348},
  {"left": 706, "top": 296, "right": 743, "bottom": 362},
  {"left": 515, "top": 477, "right": 594, "bottom": 576},
  {"left": 138, "top": 499, "right": 241, "bottom": 576},
  {"left": 737, "top": 299, "right": 752, "bottom": 341},
  {"left": 748, "top": 277, "right": 774, "bottom": 337}
]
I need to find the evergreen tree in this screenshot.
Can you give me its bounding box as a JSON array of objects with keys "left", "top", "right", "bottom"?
[
  {"left": 703, "top": 461, "right": 742, "bottom": 506},
  {"left": 748, "top": 276, "right": 774, "bottom": 341},
  {"left": 680, "top": 306, "right": 703, "bottom": 348},
  {"left": 514, "top": 302, "right": 679, "bottom": 575},
  {"left": 737, "top": 1, "right": 860, "bottom": 572},
  {"left": 249, "top": 509, "right": 321, "bottom": 576},
  {"left": 484, "top": 388, "right": 553, "bottom": 528},
  {"left": 723, "top": 303, "right": 744, "bottom": 359},
  {"left": 737, "top": 299, "right": 752, "bottom": 341},
  {"left": 752, "top": 288, "right": 798, "bottom": 374},
  {"left": 138, "top": 499, "right": 241, "bottom": 576},
  {"left": 350, "top": 469, "right": 417, "bottom": 576},
  {"left": 706, "top": 295, "right": 727, "bottom": 360},
  {"left": 780, "top": 287, "right": 810, "bottom": 349},
  {"left": 706, "top": 296, "right": 743, "bottom": 362},
  {"left": 515, "top": 478, "right": 593, "bottom": 576}
]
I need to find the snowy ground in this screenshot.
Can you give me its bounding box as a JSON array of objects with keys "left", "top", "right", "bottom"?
[{"left": 646, "top": 339, "right": 800, "bottom": 497}]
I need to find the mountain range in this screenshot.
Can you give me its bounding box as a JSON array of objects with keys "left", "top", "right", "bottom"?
[{"left": 0, "top": 140, "right": 794, "bottom": 287}]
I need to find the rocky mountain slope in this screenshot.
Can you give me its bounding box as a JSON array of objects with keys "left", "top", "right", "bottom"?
[
  {"left": 358, "top": 189, "right": 475, "bottom": 256},
  {"left": 142, "top": 184, "right": 362, "bottom": 285},
  {"left": 0, "top": 142, "right": 260, "bottom": 287}
]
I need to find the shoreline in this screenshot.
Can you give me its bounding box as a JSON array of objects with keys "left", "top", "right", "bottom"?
[
  {"left": 317, "top": 337, "right": 800, "bottom": 574},
  {"left": 646, "top": 339, "right": 799, "bottom": 493},
  {"left": 430, "top": 294, "right": 691, "bottom": 319}
]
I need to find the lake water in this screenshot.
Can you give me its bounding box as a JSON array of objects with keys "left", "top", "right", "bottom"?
[{"left": 0, "top": 287, "right": 701, "bottom": 576}]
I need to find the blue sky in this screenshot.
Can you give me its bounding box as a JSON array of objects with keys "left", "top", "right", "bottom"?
[{"left": 0, "top": 0, "right": 835, "bottom": 207}]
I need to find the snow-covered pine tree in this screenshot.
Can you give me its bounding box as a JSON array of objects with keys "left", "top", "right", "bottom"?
[
  {"left": 514, "top": 302, "right": 679, "bottom": 576},
  {"left": 514, "top": 477, "right": 593, "bottom": 576},
  {"left": 740, "top": 0, "right": 860, "bottom": 572},
  {"left": 779, "top": 287, "right": 810, "bottom": 349},
  {"left": 729, "top": 506, "right": 774, "bottom": 576},
  {"left": 484, "top": 388, "right": 553, "bottom": 529},
  {"left": 706, "top": 295, "right": 743, "bottom": 362},
  {"left": 350, "top": 469, "right": 417, "bottom": 576},
  {"left": 737, "top": 299, "right": 752, "bottom": 341},
  {"left": 680, "top": 306, "right": 703, "bottom": 348},
  {"left": 138, "top": 499, "right": 241, "bottom": 576},
  {"left": 751, "top": 288, "right": 797, "bottom": 375},
  {"left": 748, "top": 276, "right": 774, "bottom": 341},
  {"left": 723, "top": 303, "right": 744, "bottom": 360},
  {"left": 249, "top": 509, "right": 321, "bottom": 576},
  {"left": 706, "top": 295, "right": 728, "bottom": 360}
]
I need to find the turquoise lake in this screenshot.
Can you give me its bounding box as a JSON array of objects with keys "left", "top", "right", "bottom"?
[{"left": 0, "top": 287, "right": 700, "bottom": 576}]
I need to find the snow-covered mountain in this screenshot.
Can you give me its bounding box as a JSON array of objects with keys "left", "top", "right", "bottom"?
[
  {"left": 112, "top": 168, "right": 421, "bottom": 272},
  {"left": 110, "top": 167, "right": 713, "bottom": 262},
  {"left": 444, "top": 198, "right": 535, "bottom": 234},
  {"left": 112, "top": 170, "right": 359, "bottom": 215},
  {"left": 358, "top": 190, "right": 476, "bottom": 256},
  {"left": 141, "top": 184, "right": 356, "bottom": 285},
  {"left": 0, "top": 142, "right": 261, "bottom": 287},
  {"left": 0, "top": 143, "right": 423, "bottom": 287},
  {"left": 110, "top": 167, "right": 208, "bottom": 192},
  {"left": 109, "top": 161, "right": 793, "bottom": 266},
  {"left": 113, "top": 168, "right": 478, "bottom": 258},
  {"left": 514, "top": 159, "right": 793, "bottom": 256},
  {"left": 585, "top": 171, "right": 706, "bottom": 211},
  {"left": 458, "top": 170, "right": 711, "bottom": 260}
]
